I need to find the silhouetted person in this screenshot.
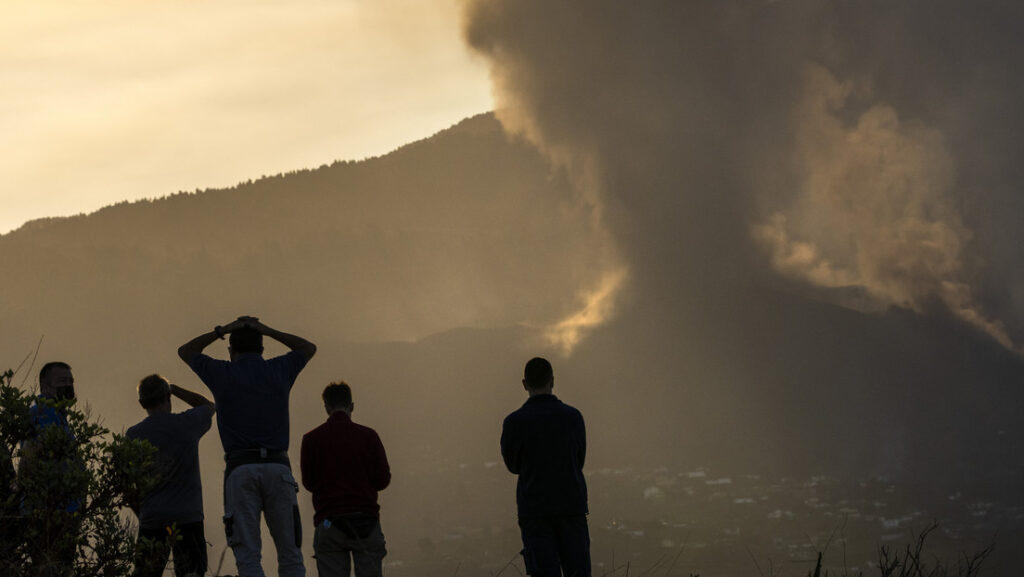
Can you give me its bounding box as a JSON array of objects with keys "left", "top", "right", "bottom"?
[
  {"left": 35, "top": 361, "right": 76, "bottom": 404},
  {"left": 126, "top": 374, "right": 215, "bottom": 577},
  {"left": 501, "top": 357, "right": 590, "bottom": 577},
  {"left": 301, "top": 382, "right": 391, "bottom": 577},
  {"left": 178, "top": 316, "right": 316, "bottom": 577},
  {"left": 30, "top": 362, "right": 77, "bottom": 448},
  {"left": 21, "top": 361, "right": 82, "bottom": 576}
]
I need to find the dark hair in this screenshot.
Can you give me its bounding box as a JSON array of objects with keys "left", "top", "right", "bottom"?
[
  {"left": 523, "top": 357, "right": 553, "bottom": 389},
  {"left": 322, "top": 382, "right": 353, "bottom": 411},
  {"left": 39, "top": 361, "right": 71, "bottom": 383},
  {"left": 138, "top": 374, "right": 171, "bottom": 409},
  {"left": 229, "top": 327, "right": 263, "bottom": 354}
]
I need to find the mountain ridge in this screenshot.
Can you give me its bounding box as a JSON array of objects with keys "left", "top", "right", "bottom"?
[{"left": 1, "top": 112, "right": 1020, "bottom": 485}]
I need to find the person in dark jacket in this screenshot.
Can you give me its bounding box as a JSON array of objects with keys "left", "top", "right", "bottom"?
[
  {"left": 501, "top": 357, "right": 590, "bottom": 577},
  {"left": 300, "top": 382, "right": 391, "bottom": 577}
]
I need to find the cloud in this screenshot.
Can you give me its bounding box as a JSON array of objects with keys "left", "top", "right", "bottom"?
[
  {"left": 752, "top": 64, "right": 1020, "bottom": 352},
  {"left": 463, "top": 0, "right": 1024, "bottom": 353}
]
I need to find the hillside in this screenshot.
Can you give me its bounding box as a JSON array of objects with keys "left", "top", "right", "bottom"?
[
  {"left": 0, "top": 113, "right": 607, "bottom": 346},
  {"left": 3, "top": 110, "right": 1022, "bottom": 480},
  {"left": 2, "top": 112, "right": 1023, "bottom": 573}
]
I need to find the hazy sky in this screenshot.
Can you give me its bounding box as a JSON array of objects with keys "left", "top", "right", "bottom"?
[{"left": 0, "top": 0, "right": 492, "bottom": 234}]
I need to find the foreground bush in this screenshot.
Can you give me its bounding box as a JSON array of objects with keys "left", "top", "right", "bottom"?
[{"left": 1, "top": 368, "right": 158, "bottom": 577}]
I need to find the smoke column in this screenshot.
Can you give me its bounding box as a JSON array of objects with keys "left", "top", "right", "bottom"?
[{"left": 463, "top": 0, "right": 1024, "bottom": 353}]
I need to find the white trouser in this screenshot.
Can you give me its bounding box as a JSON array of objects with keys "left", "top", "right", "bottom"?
[{"left": 224, "top": 463, "right": 305, "bottom": 577}]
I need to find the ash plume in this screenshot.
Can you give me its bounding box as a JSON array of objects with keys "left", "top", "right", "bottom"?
[{"left": 462, "top": 0, "right": 1024, "bottom": 353}]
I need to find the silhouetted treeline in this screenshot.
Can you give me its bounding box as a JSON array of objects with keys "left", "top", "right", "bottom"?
[{"left": 0, "top": 114, "right": 608, "bottom": 345}]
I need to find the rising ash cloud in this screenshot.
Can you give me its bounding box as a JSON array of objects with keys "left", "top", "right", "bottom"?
[{"left": 462, "top": 0, "right": 1024, "bottom": 353}]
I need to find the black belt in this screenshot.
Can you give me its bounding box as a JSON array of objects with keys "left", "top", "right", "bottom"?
[
  {"left": 225, "top": 448, "right": 288, "bottom": 461},
  {"left": 224, "top": 449, "right": 290, "bottom": 479}
]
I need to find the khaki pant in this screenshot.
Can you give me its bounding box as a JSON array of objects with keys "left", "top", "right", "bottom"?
[{"left": 223, "top": 463, "right": 304, "bottom": 577}]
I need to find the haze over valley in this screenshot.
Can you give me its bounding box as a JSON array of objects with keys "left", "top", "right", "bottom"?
[{"left": 3, "top": 1, "right": 1024, "bottom": 574}]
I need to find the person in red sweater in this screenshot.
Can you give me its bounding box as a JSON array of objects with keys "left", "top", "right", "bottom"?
[{"left": 300, "top": 382, "right": 391, "bottom": 577}]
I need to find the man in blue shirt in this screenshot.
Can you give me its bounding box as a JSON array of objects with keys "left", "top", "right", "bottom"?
[
  {"left": 21, "top": 361, "right": 82, "bottom": 575},
  {"left": 126, "top": 374, "right": 215, "bottom": 577},
  {"left": 25, "top": 362, "right": 80, "bottom": 502},
  {"left": 178, "top": 316, "right": 316, "bottom": 577},
  {"left": 501, "top": 357, "right": 590, "bottom": 577}
]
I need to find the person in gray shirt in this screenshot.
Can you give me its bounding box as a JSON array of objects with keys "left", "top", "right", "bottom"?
[{"left": 126, "top": 374, "right": 215, "bottom": 577}]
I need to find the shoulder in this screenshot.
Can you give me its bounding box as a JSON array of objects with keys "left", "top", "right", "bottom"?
[
  {"left": 182, "top": 404, "right": 215, "bottom": 421},
  {"left": 125, "top": 421, "right": 143, "bottom": 438},
  {"left": 503, "top": 407, "right": 529, "bottom": 431},
  {"left": 191, "top": 403, "right": 215, "bottom": 415},
  {"left": 356, "top": 422, "right": 383, "bottom": 440},
  {"left": 188, "top": 352, "right": 219, "bottom": 368},
  {"left": 563, "top": 403, "right": 585, "bottom": 424},
  {"left": 273, "top": 349, "right": 309, "bottom": 366},
  {"left": 30, "top": 402, "right": 64, "bottom": 429},
  {"left": 554, "top": 397, "right": 582, "bottom": 415},
  {"left": 503, "top": 407, "right": 524, "bottom": 424},
  {"left": 302, "top": 422, "right": 329, "bottom": 442},
  {"left": 189, "top": 353, "right": 228, "bottom": 377},
  {"left": 29, "top": 401, "right": 56, "bottom": 418},
  {"left": 125, "top": 415, "right": 158, "bottom": 439}
]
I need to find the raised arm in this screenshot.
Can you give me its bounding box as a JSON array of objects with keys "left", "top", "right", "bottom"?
[
  {"left": 169, "top": 383, "right": 215, "bottom": 411},
  {"left": 177, "top": 318, "right": 248, "bottom": 363},
  {"left": 177, "top": 330, "right": 219, "bottom": 363},
  {"left": 250, "top": 319, "right": 317, "bottom": 361}
]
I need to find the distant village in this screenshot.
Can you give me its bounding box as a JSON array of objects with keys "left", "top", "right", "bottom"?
[{"left": 382, "top": 463, "right": 1024, "bottom": 576}]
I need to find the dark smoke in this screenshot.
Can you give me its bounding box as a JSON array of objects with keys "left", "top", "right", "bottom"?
[
  {"left": 462, "top": 0, "right": 1024, "bottom": 480},
  {"left": 464, "top": 0, "right": 1024, "bottom": 352}
]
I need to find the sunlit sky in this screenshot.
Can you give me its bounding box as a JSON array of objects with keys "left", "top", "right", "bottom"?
[{"left": 0, "top": 0, "right": 493, "bottom": 235}]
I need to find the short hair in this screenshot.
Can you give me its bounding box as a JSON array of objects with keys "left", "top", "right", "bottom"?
[
  {"left": 229, "top": 327, "right": 263, "bottom": 354},
  {"left": 322, "top": 382, "right": 353, "bottom": 410},
  {"left": 39, "top": 361, "right": 71, "bottom": 383},
  {"left": 138, "top": 374, "right": 170, "bottom": 409},
  {"left": 523, "top": 357, "right": 553, "bottom": 389}
]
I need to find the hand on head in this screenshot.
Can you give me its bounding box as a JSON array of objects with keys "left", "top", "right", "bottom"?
[
  {"left": 242, "top": 316, "right": 271, "bottom": 334},
  {"left": 222, "top": 316, "right": 260, "bottom": 334}
]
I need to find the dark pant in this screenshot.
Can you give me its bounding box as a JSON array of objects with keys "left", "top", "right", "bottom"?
[
  {"left": 313, "top": 515, "right": 387, "bottom": 577},
  {"left": 134, "top": 521, "right": 207, "bottom": 577},
  {"left": 518, "top": 515, "right": 591, "bottom": 577}
]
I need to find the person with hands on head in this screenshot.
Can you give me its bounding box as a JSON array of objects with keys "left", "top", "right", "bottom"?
[
  {"left": 178, "top": 316, "right": 316, "bottom": 577},
  {"left": 126, "top": 375, "right": 215, "bottom": 577}
]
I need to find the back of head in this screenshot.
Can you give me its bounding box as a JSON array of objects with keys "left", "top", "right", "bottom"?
[
  {"left": 138, "top": 374, "right": 171, "bottom": 410},
  {"left": 39, "top": 361, "right": 71, "bottom": 384},
  {"left": 322, "top": 382, "right": 353, "bottom": 412},
  {"left": 523, "top": 357, "right": 554, "bottom": 390},
  {"left": 229, "top": 327, "right": 264, "bottom": 355}
]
